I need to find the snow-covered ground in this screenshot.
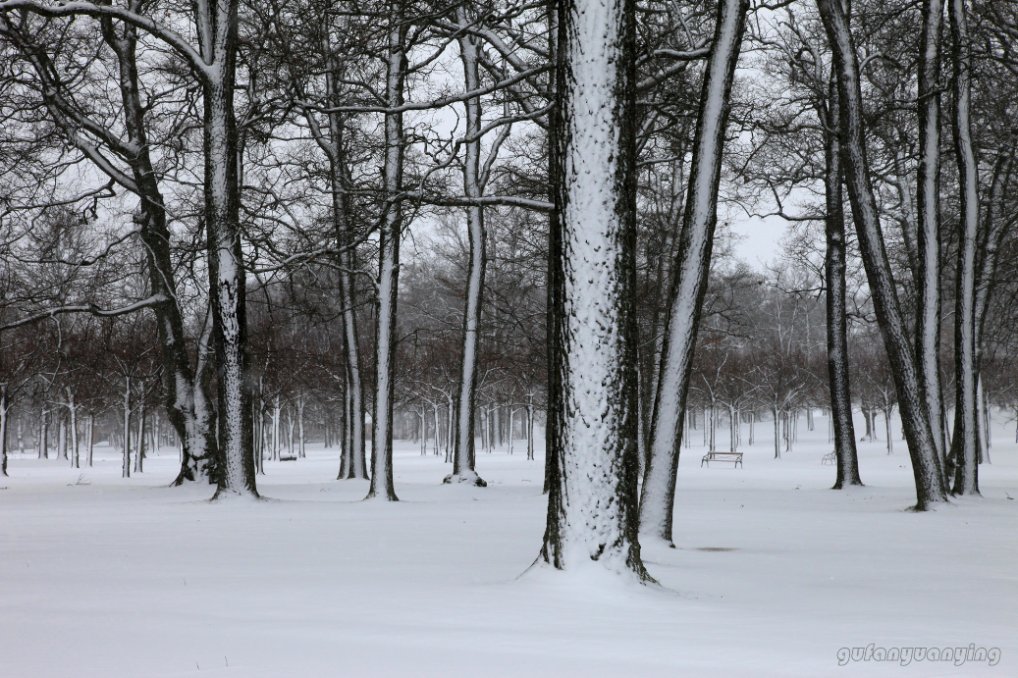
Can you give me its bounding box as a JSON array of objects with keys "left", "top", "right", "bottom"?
[{"left": 1, "top": 411, "right": 1016, "bottom": 677}]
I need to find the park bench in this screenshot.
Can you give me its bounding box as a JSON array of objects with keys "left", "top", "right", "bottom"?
[
  {"left": 821, "top": 452, "right": 836, "bottom": 465},
  {"left": 701, "top": 451, "right": 743, "bottom": 468}
]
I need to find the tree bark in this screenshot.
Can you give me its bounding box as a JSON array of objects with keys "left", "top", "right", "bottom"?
[
  {"left": 916, "top": 0, "right": 947, "bottom": 465},
  {"left": 816, "top": 0, "right": 948, "bottom": 509},
  {"left": 448, "top": 5, "right": 488, "bottom": 487},
  {"left": 639, "top": 0, "right": 749, "bottom": 544},
  {"left": 0, "top": 383, "right": 8, "bottom": 477},
  {"left": 538, "top": 0, "right": 649, "bottom": 580},
  {"left": 122, "top": 376, "right": 131, "bottom": 479},
  {"left": 949, "top": 0, "right": 979, "bottom": 496},
  {"left": 822, "top": 71, "right": 862, "bottom": 488},
  {"left": 367, "top": 3, "right": 406, "bottom": 501},
  {"left": 197, "top": 0, "right": 258, "bottom": 500}
]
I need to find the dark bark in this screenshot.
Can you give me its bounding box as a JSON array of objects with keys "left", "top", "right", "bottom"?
[
  {"left": 816, "top": 0, "right": 948, "bottom": 509},
  {"left": 822, "top": 74, "right": 862, "bottom": 488},
  {"left": 949, "top": 0, "right": 979, "bottom": 495},
  {"left": 916, "top": 0, "right": 947, "bottom": 465}
]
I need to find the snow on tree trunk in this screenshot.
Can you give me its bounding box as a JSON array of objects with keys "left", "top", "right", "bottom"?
[
  {"left": 639, "top": 0, "right": 748, "bottom": 544},
  {"left": 66, "top": 388, "right": 79, "bottom": 469},
  {"left": 86, "top": 415, "right": 94, "bottom": 467},
  {"left": 447, "top": 6, "right": 487, "bottom": 487},
  {"left": 135, "top": 398, "right": 145, "bottom": 473},
  {"left": 322, "top": 43, "right": 368, "bottom": 480},
  {"left": 93, "top": 18, "right": 216, "bottom": 487},
  {"left": 367, "top": 7, "right": 406, "bottom": 502},
  {"left": 773, "top": 407, "right": 781, "bottom": 460},
  {"left": 916, "top": 0, "right": 947, "bottom": 465},
  {"left": 884, "top": 407, "right": 894, "bottom": 455},
  {"left": 949, "top": 0, "right": 979, "bottom": 496},
  {"left": 193, "top": 0, "right": 258, "bottom": 500},
  {"left": 298, "top": 398, "right": 305, "bottom": 459},
  {"left": 38, "top": 407, "right": 46, "bottom": 459},
  {"left": 816, "top": 0, "right": 948, "bottom": 509},
  {"left": 0, "top": 383, "right": 8, "bottom": 477},
  {"left": 538, "top": 0, "right": 649, "bottom": 581},
  {"left": 822, "top": 72, "right": 862, "bottom": 487},
  {"left": 122, "top": 376, "right": 131, "bottom": 479}
]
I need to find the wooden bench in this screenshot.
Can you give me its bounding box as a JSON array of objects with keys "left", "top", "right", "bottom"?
[
  {"left": 821, "top": 452, "right": 836, "bottom": 465},
  {"left": 701, "top": 451, "right": 743, "bottom": 468}
]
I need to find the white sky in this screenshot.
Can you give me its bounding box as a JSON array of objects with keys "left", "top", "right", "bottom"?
[{"left": 729, "top": 212, "right": 788, "bottom": 270}]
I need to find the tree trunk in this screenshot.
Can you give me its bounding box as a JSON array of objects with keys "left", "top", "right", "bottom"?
[
  {"left": 135, "top": 398, "right": 146, "bottom": 473},
  {"left": 823, "top": 75, "right": 864, "bottom": 484},
  {"left": 773, "top": 407, "right": 781, "bottom": 460},
  {"left": 122, "top": 376, "right": 131, "bottom": 479},
  {"left": 816, "top": 0, "right": 948, "bottom": 509},
  {"left": 367, "top": 5, "right": 405, "bottom": 501},
  {"left": 95, "top": 18, "right": 216, "bottom": 487},
  {"left": 199, "top": 0, "right": 258, "bottom": 500},
  {"left": 539, "top": 0, "right": 649, "bottom": 580},
  {"left": 87, "top": 415, "right": 94, "bottom": 467},
  {"left": 322, "top": 41, "right": 367, "bottom": 481},
  {"left": 949, "top": 0, "right": 979, "bottom": 496},
  {"left": 916, "top": 0, "right": 947, "bottom": 466},
  {"left": 67, "top": 388, "right": 79, "bottom": 469},
  {"left": 639, "top": 0, "right": 749, "bottom": 544},
  {"left": 447, "top": 11, "right": 488, "bottom": 487},
  {"left": 884, "top": 407, "right": 893, "bottom": 455},
  {"left": 0, "top": 384, "right": 8, "bottom": 477},
  {"left": 526, "top": 394, "right": 535, "bottom": 461}
]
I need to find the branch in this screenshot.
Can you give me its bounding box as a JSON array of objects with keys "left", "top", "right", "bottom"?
[
  {"left": 0, "top": 294, "right": 168, "bottom": 331},
  {"left": 0, "top": 1, "right": 211, "bottom": 79}
]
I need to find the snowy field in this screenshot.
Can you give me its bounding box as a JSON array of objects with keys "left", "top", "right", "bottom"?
[{"left": 1, "top": 412, "right": 1016, "bottom": 677}]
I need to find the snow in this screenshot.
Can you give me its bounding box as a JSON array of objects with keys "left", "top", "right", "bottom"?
[{"left": 1, "top": 410, "right": 1016, "bottom": 677}]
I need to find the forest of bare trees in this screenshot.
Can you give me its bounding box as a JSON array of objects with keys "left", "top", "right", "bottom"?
[{"left": 1, "top": 0, "right": 1017, "bottom": 585}]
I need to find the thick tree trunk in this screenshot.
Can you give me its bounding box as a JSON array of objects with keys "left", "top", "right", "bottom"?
[
  {"left": 367, "top": 6, "right": 405, "bottom": 501},
  {"left": 822, "top": 72, "right": 862, "bottom": 488},
  {"left": 197, "top": 0, "right": 258, "bottom": 500},
  {"left": 324, "top": 64, "right": 367, "bottom": 481},
  {"left": 96, "top": 18, "right": 215, "bottom": 487},
  {"left": 949, "top": 0, "right": 979, "bottom": 496},
  {"left": 543, "top": 2, "right": 562, "bottom": 498},
  {"left": 816, "top": 0, "right": 948, "bottom": 509},
  {"left": 539, "top": 0, "right": 649, "bottom": 580},
  {"left": 448, "top": 6, "right": 487, "bottom": 487},
  {"left": 639, "top": 0, "right": 748, "bottom": 544},
  {"left": 916, "top": 0, "right": 947, "bottom": 465}
]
